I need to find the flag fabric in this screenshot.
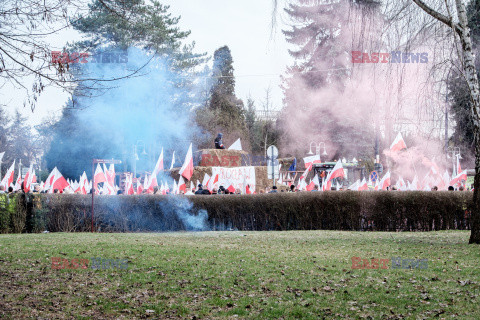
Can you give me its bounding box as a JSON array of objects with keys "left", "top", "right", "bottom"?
[
  {"left": 45, "top": 167, "right": 69, "bottom": 193},
  {"left": 379, "top": 171, "right": 391, "bottom": 190},
  {"left": 358, "top": 178, "right": 368, "bottom": 191},
  {"left": 23, "top": 164, "right": 34, "bottom": 193},
  {"left": 456, "top": 157, "right": 462, "bottom": 175},
  {"left": 450, "top": 170, "right": 467, "bottom": 187},
  {"left": 94, "top": 164, "right": 106, "bottom": 186},
  {"left": 173, "top": 180, "right": 178, "bottom": 195},
  {"left": 13, "top": 171, "right": 22, "bottom": 191},
  {"left": 228, "top": 138, "right": 242, "bottom": 150},
  {"left": 390, "top": 132, "right": 407, "bottom": 152},
  {"left": 303, "top": 155, "right": 321, "bottom": 169},
  {"left": 348, "top": 179, "right": 360, "bottom": 191},
  {"left": 79, "top": 172, "right": 88, "bottom": 194},
  {"left": 178, "top": 176, "right": 186, "bottom": 194},
  {"left": 325, "top": 160, "right": 344, "bottom": 190},
  {"left": 179, "top": 143, "right": 194, "bottom": 180},
  {"left": 288, "top": 158, "right": 297, "bottom": 172},
  {"left": 1, "top": 160, "right": 15, "bottom": 189},
  {"left": 202, "top": 174, "right": 210, "bottom": 188},
  {"left": 169, "top": 151, "right": 175, "bottom": 170},
  {"left": 107, "top": 164, "right": 115, "bottom": 187},
  {"left": 153, "top": 148, "right": 164, "bottom": 175}
]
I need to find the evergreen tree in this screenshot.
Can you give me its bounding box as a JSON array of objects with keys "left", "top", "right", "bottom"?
[
  {"left": 195, "top": 46, "right": 247, "bottom": 149},
  {"left": 6, "top": 110, "right": 35, "bottom": 168},
  {"left": 279, "top": 0, "right": 379, "bottom": 158}
]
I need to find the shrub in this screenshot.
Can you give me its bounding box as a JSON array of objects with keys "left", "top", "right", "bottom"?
[{"left": 1, "top": 191, "right": 474, "bottom": 233}]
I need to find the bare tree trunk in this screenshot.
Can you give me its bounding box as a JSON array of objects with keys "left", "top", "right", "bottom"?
[{"left": 412, "top": 0, "right": 480, "bottom": 243}]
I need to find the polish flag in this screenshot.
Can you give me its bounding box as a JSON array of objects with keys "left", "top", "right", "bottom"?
[
  {"left": 107, "top": 163, "right": 115, "bottom": 187},
  {"left": 390, "top": 132, "right": 407, "bottom": 152},
  {"left": 307, "top": 174, "right": 320, "bottom": 191},
  {"left": 13, "top": 171, "right": 22, "bottom": 191},
  {"left": 227, "top": 183, "right": 236, "bottom": 193},
  {"left": 94, "top": 164, "right": 106, "bottom": 186},
  {"left": 206, "top": 174, "right": 219, "bottom": 191},
  {"left": 153, "top": 148, "right": 164, "bottom": 175},
  {"left": 173, "top": 180, "right": 178, "bottom": 195},
  {"left": 202, "top": 173, "right": 210, "bottom": 188},
  {"left": 228, "top": 138, "right": 242, "bottom": 150},
  {"left": 456, "top": 157, "right": 462, "bottom": 174},
  {"left": 137, "top": 180, "right": 144, "bottom": 194},
  {"left": 169, "top": 151, "right": 175, "bottom": 170},
  {"left": 395, "top": 176, "right": 406, "bottom": 190},
  {"left": 1, "top": 160, "right": 15, "bottom": 189},
  {"left": 79, "top": 172, "right": 88, "bottom": 194},
  {"left": 179, "top": 143, "right": 194, "bottom": 180},
  {"left": 303, "top": 154, "right": 321, "bottom": 169},
  {"left": 358, "top": 178, "right": 368, "bottom": 191},
  {"left": 23, "top": 164, "right": 34, "bottom": 193},
  {"left": 348, "top": 179, "right": 360, "bottom": 191},
  {"left": 325, "top": 160, "right": 344, "bottom": 190},
  {"left": 46, "top": 167, "right": 69, "bottom": 193},
  {"left": 450, "top": 170, "right": 467, "bottom": 187},
  {"left": 190, "top": 180, "right": 194, "bottom": 192},
  {"left": 126, "top": 174, "right": 134, "bottom": 195},
  {"left": 379, "top": 171, "right": 391, "bottom": 190},
  {"left": 178, "top": 176, "right": 186, "bottom": 194},
  {"left": 299, "top": 164, "right": 312, "bottom": 180}
]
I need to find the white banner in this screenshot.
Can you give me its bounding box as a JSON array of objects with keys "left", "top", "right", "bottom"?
[{"left": 211, "top": 166, "right": 256, "bottom": 193}]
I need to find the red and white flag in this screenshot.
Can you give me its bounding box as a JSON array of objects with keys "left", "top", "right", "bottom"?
[
  {"left": 79, "top": 172, "right": 88, "bottom": 194},
  {"left": 94, "top": 163, "right": 106, "bottom": 186},
  {"left": 303, "top": 154, "right": 321, "bottom": 169},
  {"left": 379, "top": 171, "right": 391, "bottom": 190},
  {"left": 179, "top": 143, "right": 194, "bottom": 180},
  {"left": 325, "top": 160, "right": 344, "bottom": 190},
  {"left": 169, "top": 151, "right": 175, "bottom": 170},
  {"left": 23, "top": 164, "right": 35, "bottom": 193},
  {"left": 390, "top": 132, "right": 407, "bottom": 152},
  {"left": 358, "top": 178, "right": 368, "bottom": 191},
  {"left": 348, "top": 179, "right": 360, "bottom": 191},
  {"left": 178, "top": 176, "right": 186, "bottom": 194},
  {"left": 13, "top": 170, "right": 22, "bottom": 192},
  {"left": 456, "top": 157, "right": 462, "bottom": 175},
  {"left": 46, "top": 167, "right": 69, "bottom": 193},
  {"left": 450, "top": 170, "right": 467, "bottom": 187},
  {"left": 1, "top": 160, "right": 15, "bottom": 189},
  {"left": 153, "top": 148, "right": 164, "bottom": 175}
]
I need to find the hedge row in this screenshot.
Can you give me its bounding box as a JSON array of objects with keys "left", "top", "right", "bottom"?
[{"left": 0, "top": 191, "right": 473, "bottom": 233}]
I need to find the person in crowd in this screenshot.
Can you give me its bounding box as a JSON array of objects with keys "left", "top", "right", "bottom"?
[
  {"left": 117, "top": 190, "right": 123, "bottom": 195},
  {"left": 214, "top": 133, "right": 225, "bottom": 149},
  {"left": 0, "top": 186, "right": 5, "bottom": 194},
  {"left": 195, "top": 184, "right": 205, "bottom": 195},
  {"left": 211, "top": 188, "right": 218, "bottom": 195},
  {"left": 312, "top": 185, "right": 319, "bottom": 191},
  {"left": 448, "top": 186, "right": 454, "bottom": 191},
  {"left": 459, "top": 186, "right": 465, "bottom": 191},
  {"left": 8, "top": 186, "right": 14, "bottom": 194},
  {"left": 431, "top": 186, "right": 438, "bottom": 191},
  {"left": 289, "top": 185, "right": 295, "bottom": 192},
  {"left": 268, "top": 186, "right": 278, "bottom": 193},
  {"left": 218, "top": 186, "right": 225, "bottom": 194},
  {"left": 224, "top": 189, "right": 230, "bottom": 194}
]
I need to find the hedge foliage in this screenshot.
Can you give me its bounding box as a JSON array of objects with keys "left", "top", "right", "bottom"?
[{"left": 0, "top": 191, "right": 473, "bottom": 233}]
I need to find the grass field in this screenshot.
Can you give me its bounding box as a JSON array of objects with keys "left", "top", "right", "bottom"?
[{"left": 0, "top": 231, "right": 479, "bottom": 319}]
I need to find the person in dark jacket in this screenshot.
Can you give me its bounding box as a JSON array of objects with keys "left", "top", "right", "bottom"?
[
  {"left": 214, "top": 133, "right": 225, "bottom": 149},
  {"left": 195, "top": 184, "right": 205, "bottom": 195}
]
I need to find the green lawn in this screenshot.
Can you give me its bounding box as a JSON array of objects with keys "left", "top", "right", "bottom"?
[{"left": 0, "top": 231, "right": 479, "bottom": 319}]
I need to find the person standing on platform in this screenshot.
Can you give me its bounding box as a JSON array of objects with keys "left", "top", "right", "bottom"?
[{"left": 214, "top": 133, "right": 225, "bottom": 149}]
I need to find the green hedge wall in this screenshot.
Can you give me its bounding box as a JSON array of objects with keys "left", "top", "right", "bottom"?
[{"left": 0, "top": 191, "right": 473, "bottom": 233}]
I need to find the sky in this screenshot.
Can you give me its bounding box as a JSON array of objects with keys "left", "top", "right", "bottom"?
[{"left": 3, "top": 0, "right": 294, "bottom": 126}]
